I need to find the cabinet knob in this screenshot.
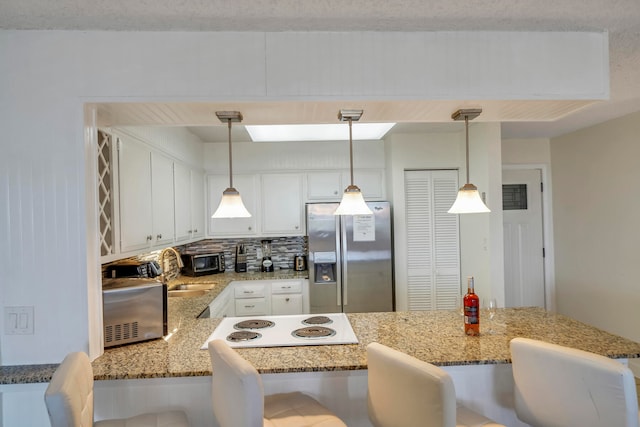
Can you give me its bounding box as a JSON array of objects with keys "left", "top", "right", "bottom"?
[
  {"left": 187, "top": 229, "right": 192, "bottom": 234},
  {"left": 295, "top": 225, "right": 299, "bottom": 229},
  {"left": 248, "top": 226, "right": 252, "bottom": 231},
  {"left": 156, "top": 234, "right": 162, "bottom": 240},
  {"left": 146, "top": 235, "right": 152, "bottom": 241},
  {"left": 334, "top": 190, "right": 338, "bottom": 195},
  {"left": 193, "top": 229, "right": 198, "bottom": 233},
  {"left": 285, "top": 297, "right": 290, "bottom": 302}
]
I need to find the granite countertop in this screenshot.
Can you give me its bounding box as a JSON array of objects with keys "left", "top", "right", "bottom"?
[{"left": 3, "top": 271, "right": 640, "bottom": 384}]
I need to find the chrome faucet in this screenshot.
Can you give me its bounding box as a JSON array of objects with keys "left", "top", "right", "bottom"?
[{"left": 159, "top": 247, "right": 184, "bottom": 282}]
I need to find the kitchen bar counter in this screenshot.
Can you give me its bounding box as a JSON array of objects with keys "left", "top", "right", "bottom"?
[
  {"left": 88, "top": 307, "right": 640, "bottom": 381},
  {"left": 3, "top": 271, "right": 640, "bottom": 384}
]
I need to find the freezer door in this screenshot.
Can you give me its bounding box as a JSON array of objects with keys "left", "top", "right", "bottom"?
[
  {"left": 342, "top": 201, "right": 394, "bottom": 313},
  {"left": 306, "top": 203, "right": 342, "bottom": 313}
]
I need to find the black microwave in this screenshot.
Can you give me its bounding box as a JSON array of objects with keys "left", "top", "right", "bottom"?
[{"left": 181, "top": 252, "right": 225, "bottom": 276}]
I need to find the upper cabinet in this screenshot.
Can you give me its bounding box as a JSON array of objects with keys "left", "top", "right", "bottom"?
[
  {"left": 118, "top": 138, "right": 174, "bottom": 252},
  {"left": 175, "top": 163, "right": 205, "bottom": 242},
  {"left": 261, "top": 173, "right": 304, "bottom": 236},
  {"left": 208, "top": 174, "right": 258, "bottom": 237},
  {"left": 306, "top": 172, "right": 342, "bottom": 200},
  {"left": 102, "top": 130, "right": 206, "bottom": 262},
  {"left": 118, "top": 137, "right": 154, "bottom": 252},
  {"left": 190, "top": 169, "right": 205, "bottom": 239},
  {"left": 306, "top": 170, "right": 385, "bottom": 202}
]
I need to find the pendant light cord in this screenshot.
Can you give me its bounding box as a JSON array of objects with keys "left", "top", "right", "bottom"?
[
  {"left": 348, "top": 118, "right": 354, "bottom": 186},
  {"left": 227, "top": 118, "right": 233, "bottom": 188},
  {"left": 464, "top": 114, "right": 470, "bottom": 184}
]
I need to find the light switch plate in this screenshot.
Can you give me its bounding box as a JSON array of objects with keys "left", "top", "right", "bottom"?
[{"left": 4, "top": 306, "right": 34, "bottom": 335}]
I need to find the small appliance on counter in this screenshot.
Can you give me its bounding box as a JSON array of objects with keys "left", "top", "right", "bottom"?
[
  {"left": 181, "top": 252, "right": 225, "bottom": 276},
  {"left": 261, "top": 239, "right": 274, "bottom": 272},
  {"left": 294, "top": 254, "right": 307, "bottom": 271},
  {"left": 102, "top": 277, "right": 167, "bottom": 348},
  {"left": 235, "top": 244, "right": 247, "bottom": 273},
  {"left": 105, "top": 261, "right": 162, "bottom": 279}
]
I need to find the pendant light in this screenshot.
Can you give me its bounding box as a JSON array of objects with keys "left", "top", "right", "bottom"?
[
  {"left": 334, "top": 109, "right": 373, "bottom": 216},
  {"left": 211, "top": 111, "right": 252, "bottom": 218},
  {"left": 448, "top": 108, "right": 491, "bottom": 214}
]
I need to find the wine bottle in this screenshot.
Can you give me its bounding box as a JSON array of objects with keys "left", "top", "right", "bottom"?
[{"left": 463, "top": 276, "right": 480, "bottom": 336}]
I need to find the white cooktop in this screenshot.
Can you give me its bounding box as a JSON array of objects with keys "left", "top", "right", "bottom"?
[{"left": 201, "top": 313, "right": 358, "bottom": 349}]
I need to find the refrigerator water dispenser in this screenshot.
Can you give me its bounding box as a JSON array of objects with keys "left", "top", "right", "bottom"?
[{"left": 312, "top": 251, "right": 337, "bottom": 284}]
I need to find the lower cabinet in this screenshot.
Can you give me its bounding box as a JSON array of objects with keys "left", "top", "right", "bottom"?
[
  {"left": 271, "top": 294, "right": 303, "bottom": 315},
  {"left": 234, "top": 281, "right": 268, "bottom": 316},
  {"left": 228, "top": 279, "right": 308, "bottom": 317}
]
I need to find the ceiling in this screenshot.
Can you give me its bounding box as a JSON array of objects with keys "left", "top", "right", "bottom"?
[{"left": 3, "top": 0, "right": 640, "bottom": 141}]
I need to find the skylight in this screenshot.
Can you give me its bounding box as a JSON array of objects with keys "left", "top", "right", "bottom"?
[{"left": 245, "top": 123, "right": 395, "bottom": 142}]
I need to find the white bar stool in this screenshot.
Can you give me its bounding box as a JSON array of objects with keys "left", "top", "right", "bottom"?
[
  {"left": 510, "top": 337, "right": 640, "bottom": 427},
  {"left": 44, "top": 352, "right": 189, "bottom": 427},
  {"left": 366, "top": 342, "right": 505, "bottom": 427},
  {"left": 208, "top": 339, "right": 347, "bottom": 427}
]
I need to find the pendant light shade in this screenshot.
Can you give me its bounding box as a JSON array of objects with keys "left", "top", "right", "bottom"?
[
  {"left": 334, "top": 109, "right": 373, "bottom": 216},
  {"left": 448, "top": 108, "right": 491, "bottom": 214},
  {"left": 212, "top": 111, "right": 252, "bottom": 218}
]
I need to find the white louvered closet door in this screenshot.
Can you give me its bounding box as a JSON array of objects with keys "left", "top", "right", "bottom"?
[{"left": 405, "top": 170, "right": 460, "bottom": 310}]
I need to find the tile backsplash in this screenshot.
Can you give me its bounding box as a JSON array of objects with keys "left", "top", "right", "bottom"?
[
  {"left": 102, "top": 236, "right": 307, "bottom": 280},
  {"left": 179, "top": 236, "right": 307, "bottom": 272}
]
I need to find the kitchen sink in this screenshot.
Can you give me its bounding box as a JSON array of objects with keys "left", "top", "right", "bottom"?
[
  {"left": 167, "top": 283, "right": 215, "bottom": 298},
  {"left": 168, "top": 289, "right": 208, "bottom": 298}
]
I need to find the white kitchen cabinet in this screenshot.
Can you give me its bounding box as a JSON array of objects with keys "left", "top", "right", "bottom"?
[
  {"left": 271, "top": 294, "right": 303, "bottom": 315},
  {"left": 306, "top": 172, "right": 342, "bottom": 201},
  {"left": 208, "top": 174, "right": 258, "bottom": 237},
  {"left": 234, "top": 281, "right": 268, "bottom": 316},
  {"left": 306, "top": 170, "right": 385, "bottom": 202},
  {"left": 270, "top": 279, "right": 304, "bottom": 315},
  {"left": 350, "top": 169, "right": 385, "bottom": 200},
  {"left": 208, "top": 286, "right": 234, "bottom": 318},
  {"left": 118, "top": 137, "right": 174, "bottom": 252},
  {"left": 190, "top": 169, "right": 205, "bottom": 239},
  {"left": 151, "top": 152, "right": 175, "bottom": 246},
  {"left": 174, "top": 163, "right": 205, "bottom": 242},
  {"left": 261, "top": 173, "right": 304, "bottom": 236},
  {"left": 173, "top": 162, "right": 191, "bottom": 242}
]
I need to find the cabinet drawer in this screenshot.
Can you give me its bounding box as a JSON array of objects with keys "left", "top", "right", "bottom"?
[
  {"left": 271, "top": 294, "right": 303, "bottom": 315},
  {"left": 234, "top": 298, "right": 268, "bottom": 316},
  {"left": 234, "top": 283, "right": 267, "bottom": 298},
  {"left": 270, "top": 280, "right": 303, "bottom": 294}
]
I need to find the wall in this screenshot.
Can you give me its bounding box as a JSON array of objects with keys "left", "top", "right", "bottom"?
[
  {"left": 551, "top": 111, "right": 640, "bottom": 344},
  {"left": 0, "top": 30, "right": 607, "bottom": 368},
  {"left": 502, "top": 138, "right": 551, "bottom": 164},
  {"left": 385, "top": 123, "right": 504, "bottom": 309}
]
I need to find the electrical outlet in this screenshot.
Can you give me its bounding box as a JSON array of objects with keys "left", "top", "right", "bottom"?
[{"left": 4, "top": 306, "right": 34, "bottom": 335}]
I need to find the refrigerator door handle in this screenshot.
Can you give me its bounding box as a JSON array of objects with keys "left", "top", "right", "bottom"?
[{"left": 341, "top": 217, "right": 348, "bottom": 307}]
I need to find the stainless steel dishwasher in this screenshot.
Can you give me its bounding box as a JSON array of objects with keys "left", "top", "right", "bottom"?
[{"left": 102, "top": 278, "right": 167, "bottom": 348}]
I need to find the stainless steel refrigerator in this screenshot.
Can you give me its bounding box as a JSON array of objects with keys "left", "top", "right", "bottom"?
[{"left": 306, "top": 202, "right": 394, "bottom": 313}]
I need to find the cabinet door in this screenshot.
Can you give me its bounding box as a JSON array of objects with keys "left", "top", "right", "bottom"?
[
  {"left": 208, "top": 174, "right": 258, "bottom": 236},
  {"left": 235, "top": 298, "right": 268, "bottom": 316},
  {"left": 190, "top": 169, "right": 205, "bottom": 239},
  {"left": 348, "top": 169, "right": 385, "bottom": 200},
  {"left": 151, "top": 151, "right": 175, "bottom": 246},
  {"left": 118, "top": 138, "right": 153, "bottom": 252},
  {"left": 272, "top": 294, "right": 303, "bottom": 315},
  {"left": 262, "top": 173, "right": 303, "bottom": 235},
  {"left": 306, "top": 172, "right": 342, "bottom": 201},
  {"left": 173, "top": 162, "right": 191, "bottom": 242}
]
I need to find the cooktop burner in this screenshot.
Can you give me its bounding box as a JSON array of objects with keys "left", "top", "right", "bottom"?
[
  {"left": 227, "top": 330, "right": 262, "bottom": 342},
  {"left": 302, "top": 316, "right": 333, "bottom": 325},
  {"left": 234, "top": 319, "right": 275, "bottom": 330},
  {"left": 292, "top": 326, "right": 336, "bottom": 339}
]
